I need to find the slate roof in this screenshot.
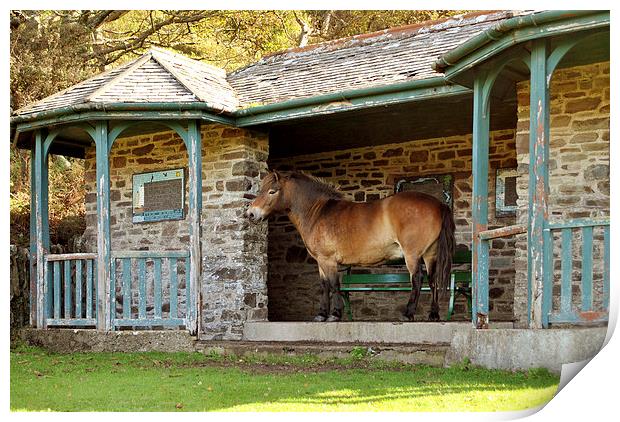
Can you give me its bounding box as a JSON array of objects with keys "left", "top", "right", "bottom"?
[
  {"left": 14, "top": 48, "right": 239, "bottom": 116},
  {"left": 227, "top": 10, "right": 530, "bottom": 106},
  {"left": 13, "top": 10, "right": 534, "bottom": 118}
]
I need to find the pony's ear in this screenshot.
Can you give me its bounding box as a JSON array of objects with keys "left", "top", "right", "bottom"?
[{"left": 272, "top": 170, "right": 280, "bottom": 182}]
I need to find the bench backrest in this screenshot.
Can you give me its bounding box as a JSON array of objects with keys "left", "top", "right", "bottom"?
[{"left": 452, "top": 249, "right": 472, "bottom": 265}]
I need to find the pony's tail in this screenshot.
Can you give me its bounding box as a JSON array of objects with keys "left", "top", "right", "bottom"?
[{"left": 436, "top": 203, "right": 456, "bottom": 296}]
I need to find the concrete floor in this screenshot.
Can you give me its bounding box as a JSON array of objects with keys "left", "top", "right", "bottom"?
[{"left": 16, "top": 321, "right": 607, "bottom": 373}]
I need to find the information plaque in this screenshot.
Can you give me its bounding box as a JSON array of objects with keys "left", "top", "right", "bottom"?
[{"left": 132, "top": 168, "right": 185, "bottom": 223}]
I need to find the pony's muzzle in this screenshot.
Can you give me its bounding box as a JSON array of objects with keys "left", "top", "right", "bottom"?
[{"left": 245, "top": 206, "right": 265, "bottom": 223}]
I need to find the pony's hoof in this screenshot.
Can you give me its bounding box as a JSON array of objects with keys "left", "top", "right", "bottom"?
[
  {"left": 399, "top": 314, "right": 413, "bottom": 322},
  {"left": 326, "top": 315, "right": 341, "bottom": 322},
  {"left": 428, "top": 312, "right": 440, "bottom": 322},
  {"left": 313, "top": 315, "right": 327, "bottom": 322}
]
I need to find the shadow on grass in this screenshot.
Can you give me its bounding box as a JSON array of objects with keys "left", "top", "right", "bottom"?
[{"left": 10, "top": 347, "right": 559, "bottom": 412}]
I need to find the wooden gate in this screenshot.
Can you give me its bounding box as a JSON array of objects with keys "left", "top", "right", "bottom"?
[
  {"left": 110, "top": 250, "right": 191, "bottom": 329},
  {"left": 542, "top": 217, "right": 610, "bottom": 327},
  {"left": 43, "top": 253, "right": 98, "bottom": 327}
]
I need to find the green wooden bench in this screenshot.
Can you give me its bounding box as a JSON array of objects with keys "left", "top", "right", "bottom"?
[{"left": 341, "top": 250, "right": 473, "bottom": 321}]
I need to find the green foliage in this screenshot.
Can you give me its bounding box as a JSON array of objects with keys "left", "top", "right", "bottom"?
[
  {"left": 527, "top": 367, "right": 554, "bottom": 379},
  {"left": 350, "top": 346, "right": 369, "bottom": 360},
  {"left": 10, "top": 347, "right": 559, "bottom": 412},
  {"left": 304, "top": 10, "right": 470, "bottom": 42},
  {"left": 10, "top": 154, "right": 85, "bottom": 246},
  {"left": 455, "top": 356, "right": 472, "bottom": 370}
]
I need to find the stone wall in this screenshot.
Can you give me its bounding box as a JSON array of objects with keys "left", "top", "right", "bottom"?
[
  {"left": 268, "top": 128, "right": 517, "bottom": 322},
  {"left": 10, "top": 245, "right": 30, "bottom": 333},
  {"left": 513, "top": 61, "right": 610, "bottom": 327},
  {"left": 199, "top": 126, "right": 269, "bottom": 340},
  {"left": 82, "top": 123, "right": 269, "bottom": 340}
]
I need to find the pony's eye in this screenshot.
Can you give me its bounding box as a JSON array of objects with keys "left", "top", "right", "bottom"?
[{"left": 268, "top": 190, "right": 277, "bottom": 195}]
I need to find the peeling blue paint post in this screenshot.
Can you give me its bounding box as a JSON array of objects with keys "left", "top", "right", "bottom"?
[
  {"left": 94, "top": 121, "right": 112, "bottom": 331},
  {"left": 187, "top": 120, "right": 202, "bottom": 335},
  {"left": 29, "top": 148, "right": 36, "bottom": 326},
  {"left": 528, "top": 39, "right": 550, "bottom": 329},
  {"left": 33, "top": 130, "right": 50, "bottom": 329},
  {"left": 471, "top": 73, "right": 491, "bottom": 328}
]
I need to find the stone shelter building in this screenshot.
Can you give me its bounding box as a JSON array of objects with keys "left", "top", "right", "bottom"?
[{"left": 11, "top": 10, "right": 609, "bottom": 343}]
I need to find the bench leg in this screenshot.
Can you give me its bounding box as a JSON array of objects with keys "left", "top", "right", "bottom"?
[
  {"left": 465, "top": 291, "right": 472, "bottom": 319},
  {"left": 446, "top": 274, "right": 456, "bottom": 321}
]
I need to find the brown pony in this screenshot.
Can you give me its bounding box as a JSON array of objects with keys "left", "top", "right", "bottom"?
[{"left": 246, "top": 171, "right": 455, "bottom": 322}]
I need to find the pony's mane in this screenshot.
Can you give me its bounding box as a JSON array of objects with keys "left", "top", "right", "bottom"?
[{"left": 291, "top": 172, "right": 343, "bottom": 199}]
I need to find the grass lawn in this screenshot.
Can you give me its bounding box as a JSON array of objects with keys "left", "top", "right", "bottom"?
[{"left": 10, "top": 344, "right": 559, "bottom": 412}]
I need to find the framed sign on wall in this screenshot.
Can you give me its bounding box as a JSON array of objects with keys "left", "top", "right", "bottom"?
[
  {"left": 395, "top": 174, "right": 453, "bottom": 208},
  {"left": 132, "top": 168, "right": 185, "bottom": 223},
  {"left": 495, "top": 168, "right": 518, "bottom": 217}
]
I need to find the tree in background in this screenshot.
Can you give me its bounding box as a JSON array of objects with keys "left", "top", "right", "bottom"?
[{"left": 9, "top": 9, "right": 467, "bottom": 246}]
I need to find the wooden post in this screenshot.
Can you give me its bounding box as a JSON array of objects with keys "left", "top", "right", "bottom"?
[
  {"left": 471, "top": 72, "right": 491, "bottom": 329},
  {"left": 33, "top": 130, "right": 50, "bottom": 329},
  {"left": 29, "top": 148, "right": 37, "bottom": 326},
  {"left": 528, "top": 39, "right": 550, "bottom": 329},
  {"left": 94, "top": 121, "right": 112, "bottom": 331},
  {"left": 187, "top": 120, "right": 202, "bottom": 335}
]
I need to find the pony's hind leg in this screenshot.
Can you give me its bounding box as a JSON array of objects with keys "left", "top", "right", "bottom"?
[
  {"left": 402, "top": 254, "right": 421, "bottom": 321},
  {"left": 423, "top": 253, "right": 441, "bottom": 322}
]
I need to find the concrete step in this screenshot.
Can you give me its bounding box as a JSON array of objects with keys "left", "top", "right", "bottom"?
[
  {"left": 242, "top": 321, "right": 473, "bottom": 344},
  {"left": 196, "top": 340, "right": 450, "bottom": 367}
]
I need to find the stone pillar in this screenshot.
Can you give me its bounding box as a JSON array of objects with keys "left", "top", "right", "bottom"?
[{"left": 200, "top": 126, "right": 269, "bottom": 340}]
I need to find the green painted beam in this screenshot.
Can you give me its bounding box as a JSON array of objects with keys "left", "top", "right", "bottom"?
[
  {"left": 11, "top": 102, "right": 234, "bottom": 126},
  {"left": 235, "top": 79, "right": 470, "bottom": 127},
  {"left": 12, "top": 78, "right": 470, "bottom": 139},
  {"left": 13, "top": 109, "right": 233, "bottom": 134}
]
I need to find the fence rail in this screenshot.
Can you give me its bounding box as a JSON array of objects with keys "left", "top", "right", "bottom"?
[
  {"left": 543, "top": 217, "right": 610, "bottom": 327},
  {"left": 43, "top": 253, "right": 97, "bottom": 327},
  {"left": 110, "top": 250, "right": 190, "bottom": 328}
]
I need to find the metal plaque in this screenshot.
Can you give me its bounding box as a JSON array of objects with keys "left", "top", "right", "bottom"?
[{"left": 132, "top": 168, "right": 185, "bottom": 223}]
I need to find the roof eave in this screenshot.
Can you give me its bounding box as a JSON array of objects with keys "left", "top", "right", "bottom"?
[
  {"left": 234, "top": 76, "right": 470, "bottom": 127},
  {"left": 11, "top": 102, "right": 236, "bottom": 134},
  {"left": 434, "top": 10, "right": 610, "bottom": 85}
]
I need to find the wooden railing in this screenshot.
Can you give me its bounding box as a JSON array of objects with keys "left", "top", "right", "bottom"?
[
  {"left": 474, "top": 224, "right": 527, "bottom": 328},
  {"left": 543, "top": 217, "right": 610, "bottom": 327},
  {"left": 44, "top": 253, "right": 98, "bottom": 327},
  {"left": 110, "top": 250, "right": 190, "bottom": 328}
]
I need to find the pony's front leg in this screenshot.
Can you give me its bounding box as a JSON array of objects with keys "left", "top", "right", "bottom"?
[
  {"left": 313, "top": 278, "right": 330, "bottom": 322},
  {"left": 326, "top": 273, "right": 344, "bottom": 322},
  {"left": 316, "top": 261, "right": 342, "bottom": 322}
]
